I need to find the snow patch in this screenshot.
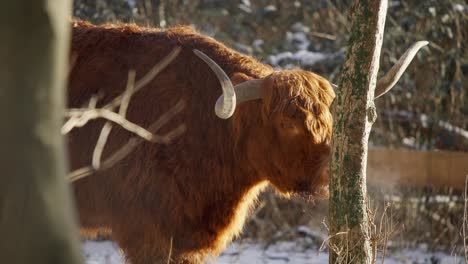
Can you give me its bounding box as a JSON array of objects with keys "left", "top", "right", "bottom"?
[
  {"left": 268, "top": 51, "right": 332, "bottom": 68},
  {"left": 82, "top": 240, "right": 463, "bottom": 264}
]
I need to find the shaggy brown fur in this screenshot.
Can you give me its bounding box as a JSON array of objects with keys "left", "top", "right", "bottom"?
[{"left": 69, "top": 21, "right": 335, "bottom": 263}]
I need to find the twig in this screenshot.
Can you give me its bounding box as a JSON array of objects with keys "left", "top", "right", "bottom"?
[
  {"left": 119, "top": 71, "right": 136, "bottom": 117},
  {"left": 104, "top": 46, "right": 181, "bottom": 111},
  {"left": 319, "top": 231, "right": 349, "bottom": 252},
  {"left": 62, "top": 46, "right": 181, "bottom": 134},
  {"left": 379, "top": 203, "right": 392, "bottom": 264},
  {"left": 64, "top": 108, "right": 156, "bottom": 140},
  {"left": 67, "top": 100, "right": 186, "bottom": 182},
  {"left": 92, "top": 70, "right": 136, "bottom": 169},
  {"left": 310, "top": 31, "right": 337, "bottom": 41},
  {"left": 66, "top": 47, "right": 183, "bottom": 182},
  {"left": 87, "top": 95, "right": 98, "bottom": 109},
  {"left": 92, "top": 122, "right": 113, "bottom": 169},
  {"left": 166, "top": 236, "right": 173, "bottom": 264}
]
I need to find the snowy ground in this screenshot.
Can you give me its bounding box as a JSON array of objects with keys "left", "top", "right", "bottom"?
[{"left": 83, "top": 239, "right": 464, "bottom": 264}]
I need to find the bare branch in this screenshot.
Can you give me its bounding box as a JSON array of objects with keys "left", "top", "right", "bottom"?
[
  {"left": 62, "top": 46, "right": 181, "bottom": 132},
  {"left": 166, "top": 237, "right": 173, "bottom": 264},
  {"left": 92, "top": 122, "right": 113, "bottom": 169},
  {"left": 105, "top": 46, "right": 182, "bottom": 111},
  {"left": 92, "top": 70, "right": 136, "bottom": 169},
  {"left": 65, "top": 46, "right": 184, "bottom": 182},
  {"left": 119, "top": 70, "right": 136, "bottom": 117},
  {"left": 67, "top": 100, "right": 186, "bottom": 182},
  {"left": 64, "top": 108, "right": 155, "bottom": 140}
]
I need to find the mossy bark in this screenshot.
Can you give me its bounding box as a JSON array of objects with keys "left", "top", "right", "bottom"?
[
  {"left": 0, "top": 1, "right": 83, "bottom": 263},
  {"left": 328, "top": 0, "right": 388, "bottom": 263}
]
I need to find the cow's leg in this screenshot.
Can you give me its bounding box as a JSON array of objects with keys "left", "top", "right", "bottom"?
[
  {"left": 111, "top": 225, "right": 204, "bottom": 264},
  {"left": 117, "top": 243, "right": 203, "bottom": 264}
]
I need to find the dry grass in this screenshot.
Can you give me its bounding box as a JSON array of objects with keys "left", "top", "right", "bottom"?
[
  {"left": 462, "top": 175, "right": 468, "bottom": 263},
  {"left": 239, "top": 185, "right": 465, "bottom": 260}
]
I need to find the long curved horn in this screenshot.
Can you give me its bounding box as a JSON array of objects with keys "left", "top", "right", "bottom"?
[
  {"left": 216, "top": 79, "right": 263, "bottom": 108},
  {"left": 375, "top": 41, "right": 429, "bottom": 99},
  {"left": 193, "top": 49, "right": 236, "bottom": 119},
  {"left": 193, "top": 49, "right": 263, "bottom": 119},
  {"left": 331, "top": 83, "right": 339, "bottom": 92}
]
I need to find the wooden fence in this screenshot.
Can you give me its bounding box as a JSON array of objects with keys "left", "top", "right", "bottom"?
[{"left": 367, "top": 149, "right": 468, "bottom": 190}]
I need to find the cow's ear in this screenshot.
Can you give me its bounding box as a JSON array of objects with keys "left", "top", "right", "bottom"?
[{"left": 230, "top": 72, "right": 254, "bottom": 86}]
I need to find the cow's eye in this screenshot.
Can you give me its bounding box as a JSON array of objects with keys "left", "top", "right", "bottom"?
[
  {"left": 279, "top": 120, "right": 301, "bottom": 135},
  {"left": 280, "top": 122, "right": 295, "bottom": 129}
]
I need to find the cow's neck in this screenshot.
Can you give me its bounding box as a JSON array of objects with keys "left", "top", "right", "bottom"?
[{"left": 195, "top": 161, "right": 268, "bottom": 254}]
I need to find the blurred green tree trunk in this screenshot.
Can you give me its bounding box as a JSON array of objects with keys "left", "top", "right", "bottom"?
[
  {"left": 328, "top": 0, "right": 388, "bottom": 263},
  {"left": 0, "top": 1, "right": 83, "bottom": 264}
]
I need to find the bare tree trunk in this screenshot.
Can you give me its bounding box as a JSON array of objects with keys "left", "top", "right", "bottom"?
[
  {"left": 0, "top": 1, "right": 83, "bottom": 263},
  {"left": 328, "top": 0, "right": 388, "bottom": 263}
]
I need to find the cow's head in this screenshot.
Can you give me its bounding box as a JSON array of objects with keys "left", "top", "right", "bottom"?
[
  {"left": 246, "top": 70, "right": 334, "bottom": 199},
  {"left": 193, "top": 40, "right": 427, "bottom": 199}
]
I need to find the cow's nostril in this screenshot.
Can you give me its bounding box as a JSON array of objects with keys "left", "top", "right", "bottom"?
[{"left": 296, "top": 181, "right": 310, "bottom": 192}]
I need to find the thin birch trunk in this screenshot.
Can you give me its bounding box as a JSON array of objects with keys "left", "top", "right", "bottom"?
[{"left": 328, "top": 0, "right": 388, "bottom": 263}]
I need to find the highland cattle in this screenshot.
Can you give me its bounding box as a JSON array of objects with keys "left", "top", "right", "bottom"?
[{"left": 69, "top": 21, "right": 425, "bottom": 263}]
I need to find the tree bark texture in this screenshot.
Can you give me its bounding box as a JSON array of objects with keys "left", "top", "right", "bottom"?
[
  {"left": 329, "top": 0, "right": 388, "bottom": 263},
  {"left": 0, "top": 1, "right": 83, "bottom": 263}
]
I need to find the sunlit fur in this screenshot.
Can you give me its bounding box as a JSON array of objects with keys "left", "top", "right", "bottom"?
[{"left": 69, "top": 21, "right": 335, "bottom": 264}]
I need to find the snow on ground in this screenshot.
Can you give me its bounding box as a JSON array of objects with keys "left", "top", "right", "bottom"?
[{"left": 83, "top": 239, "right": 463, "bottom": 264}]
